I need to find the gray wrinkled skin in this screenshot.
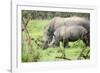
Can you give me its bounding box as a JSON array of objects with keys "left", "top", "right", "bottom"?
[
  {"left": 43, "top": 16, "right": 90, "bottom": 49},
  {"left": 49, "top": 25, "right": 89, "bottom": 48},
  {"left": 42, "top": 17, "right": 65, "bottom": 48}
]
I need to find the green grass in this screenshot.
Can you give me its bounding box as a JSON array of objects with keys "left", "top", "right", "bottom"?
[
  {"left": 27, "top": 19, "right": 48, "bottom": 38},
  {"left": 22, "top": 19, "right": 90, "bottom": 62}
]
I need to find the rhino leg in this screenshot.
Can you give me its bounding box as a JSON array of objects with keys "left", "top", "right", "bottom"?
[
  {"left": 82, "top": 34, "right": 89, "bottom": 47},
  {"left": 62, "top": 39, "right": 69, "bottom": 48}
]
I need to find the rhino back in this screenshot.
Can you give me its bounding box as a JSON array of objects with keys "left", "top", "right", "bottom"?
[{"left": 64, "top": 16, "right": 90, "bottom": 30}]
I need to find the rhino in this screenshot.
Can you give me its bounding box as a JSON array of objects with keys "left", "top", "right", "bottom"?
[
  {"left": 43, "top": 16, "right": 90, "bottom": 49},
  {"left": 49, "top": 25, "right": 89, "bottom": 48}
]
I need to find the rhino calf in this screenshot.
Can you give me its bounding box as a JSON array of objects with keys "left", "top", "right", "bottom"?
[{"left": 49, "top": 25, "right": 89, "bottom": 48}]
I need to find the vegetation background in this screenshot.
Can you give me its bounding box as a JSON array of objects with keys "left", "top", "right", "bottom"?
[{"left": 22, "top": 10, "right": 90, "bottom": 62}]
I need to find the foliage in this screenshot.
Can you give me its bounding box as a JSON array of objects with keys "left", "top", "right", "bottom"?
[
  {"left": 22, "top": 10, "right": 90, "bottom": 20},
  {"left": 22, "top": 19, "right": 90, "bottom": 62}
]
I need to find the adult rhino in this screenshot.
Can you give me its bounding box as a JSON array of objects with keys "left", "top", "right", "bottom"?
[{"left": 42, "top": 16, "right": 90, "bottom": 49}]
